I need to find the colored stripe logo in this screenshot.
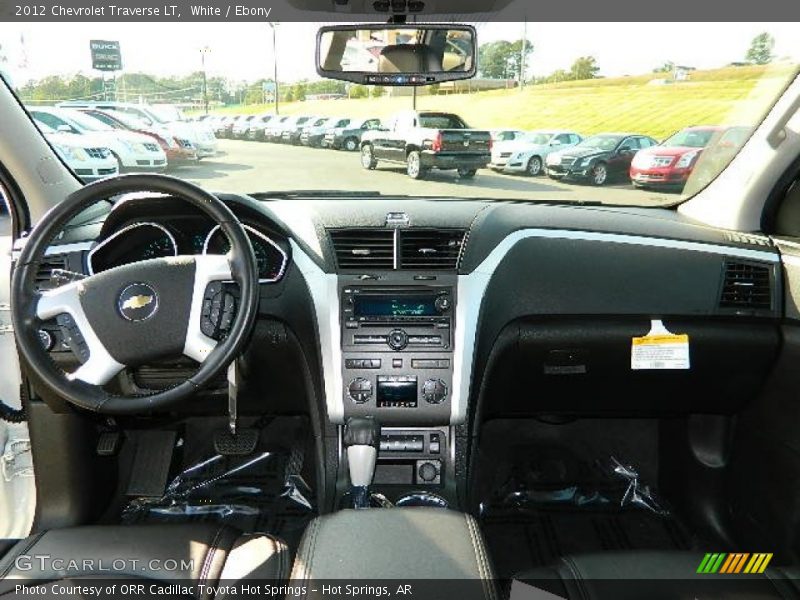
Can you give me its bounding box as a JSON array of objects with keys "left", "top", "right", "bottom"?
[{"left": 697, "top": 553, "right": 773, "bottom": 574}]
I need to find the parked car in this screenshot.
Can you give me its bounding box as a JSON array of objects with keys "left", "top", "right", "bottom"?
[
  {"left": 246, "top": 114, "right": 276, "bottom": 141},
  {"left": 490, "top": 129, "right": 527, "bottom": 143},
  {"left": 546, "top": 132, "right": 658, "bottom": 185},
  {"left": 77, "top": 108, "right": 198, "bottom": 166},
  {"left": 30, "top": 107, "right": 168, "bottom": 173},
  {"left": 58, "top": 101, "right": 218, "bottom": 159},
  {"left": 360, "top": 110, "right": 492, "bottom": 179},
  {"left": 629, "top": 126, "right": 724, "bottom": 191},
  {"left": 491, "top": 130, "right": 583, "bottom": 176},
  {"left": 322, "top": 117, "right": 382, "bottom": 151},
  {"left": 232, "top": 115, "right": 256, "bottom": 139},
  {"left": 281, "top": 116, "right": 316, "bottom": 144},
  {"left": 38, "top": 122, "right": 119, "bottom": 183},
  {"left": 263, "top": 115, "right": 293, "bottom": 142},
  {"left": 300, "top": 116, "right": 336, "bottom": 147},
  {"left": 213, "top": 115, "right": 236, "bottom": 138}
]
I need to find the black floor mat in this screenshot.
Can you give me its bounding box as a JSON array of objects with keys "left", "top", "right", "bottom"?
[
  {"left": 475, "top": 418, "right": 708, "bottom": 578},
  {"left": 119, "top": 416, "right": 316, "bottom": 552},
  {"left": 482, "top": 508, "right": 695, "bottom": 577}
]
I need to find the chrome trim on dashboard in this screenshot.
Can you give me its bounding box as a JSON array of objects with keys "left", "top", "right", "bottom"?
[
  {"left": 202, "top": 223, "right": 289, "bottom": 283},
  {"left": 45, "top": 241, "right": 94, "bottom": 256},
  {"left": 289, "top": 239, "right": 344, "bottom": 423},
  {"left": 450, "top": 227, "right": 780, "bottom": 425},
  {"left": 87, "top": 222, "right": 177, "bottom": 275}
]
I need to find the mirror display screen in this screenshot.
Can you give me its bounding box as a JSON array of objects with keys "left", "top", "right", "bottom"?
[{"left": 353, "top": 295, "right": 437, "bottom": 317}]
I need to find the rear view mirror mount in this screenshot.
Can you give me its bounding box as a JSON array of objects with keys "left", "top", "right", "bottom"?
[{"left": 316, "top": 23, "right": 477, "bottom": 86}]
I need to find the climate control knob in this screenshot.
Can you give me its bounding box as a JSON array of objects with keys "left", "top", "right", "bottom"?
[
  {"left": 348, "top": 377, "right": 373, "bottom": 404},
  {"left": 387, "top": 329, "right": 408, "bottom": 351},
  {"left": 422, "top": 379, "right": 448, "bottom": 404}
]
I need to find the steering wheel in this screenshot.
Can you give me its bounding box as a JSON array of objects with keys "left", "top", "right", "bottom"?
[{"left": 10, "top": 174, "right": 260, "bottom": 414}]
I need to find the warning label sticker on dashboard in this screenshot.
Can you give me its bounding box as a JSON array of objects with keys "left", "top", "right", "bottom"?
[{"left": 631, "top": 320, "right": 690, "bottom": 370}]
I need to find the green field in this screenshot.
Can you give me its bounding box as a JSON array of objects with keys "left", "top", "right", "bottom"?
[{"left": 209, "top": 64, "right": 796, "bottom": 140}]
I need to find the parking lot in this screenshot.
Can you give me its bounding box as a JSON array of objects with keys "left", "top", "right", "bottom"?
[{"left": 177, "top": 139, "right": 676, "bottom": 206}]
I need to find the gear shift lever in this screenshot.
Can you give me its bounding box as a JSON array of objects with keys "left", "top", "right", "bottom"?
[{"left": 343, "top": 416, "right": 380, "bottom": 509}]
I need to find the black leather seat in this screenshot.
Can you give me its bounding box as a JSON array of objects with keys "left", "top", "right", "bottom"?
[
  {"left": 0, "top": 524, "right": 289, "bottom": 598},
  {"left": 515, "top": 551, "right": 800, "bottom": 599}
]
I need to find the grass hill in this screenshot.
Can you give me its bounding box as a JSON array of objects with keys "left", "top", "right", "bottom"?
[{"left": 210, "top": 64, "right": 795, "bottom": 140}]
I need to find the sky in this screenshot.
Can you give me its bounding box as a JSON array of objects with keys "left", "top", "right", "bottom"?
[{"left": 2, "top": 22, "right": 800, "bottom": 85}]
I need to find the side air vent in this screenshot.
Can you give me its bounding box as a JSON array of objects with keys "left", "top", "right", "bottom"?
[
  {"left": 399, "top": 228, "right": 466, "bottom": 270},
  {"left": 719, "top": 260, "right": 772, "bottom": 311},
  {"left": 329, "top": 228, "right": 395, "bottom": 269},
  {"left": 34, "top": 255, "right": 68, "bottom": 291}
]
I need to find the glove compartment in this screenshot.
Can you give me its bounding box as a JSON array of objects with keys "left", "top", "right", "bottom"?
[{"left": 481, "top": 317, "right": 779, "bottom": 416}]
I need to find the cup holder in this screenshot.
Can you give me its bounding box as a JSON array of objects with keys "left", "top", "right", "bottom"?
[{"left": 395, "top": 492, "right": 449, "bottom": 508}]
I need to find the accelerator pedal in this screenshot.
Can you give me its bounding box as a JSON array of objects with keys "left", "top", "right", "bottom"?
[{"left": 213, "top": 358, "right": 258, "bottom": 456}]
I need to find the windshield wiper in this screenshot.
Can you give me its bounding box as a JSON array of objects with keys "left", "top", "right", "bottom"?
[{"left": 251, "top": 190, "right": 382, "bottom": 200}]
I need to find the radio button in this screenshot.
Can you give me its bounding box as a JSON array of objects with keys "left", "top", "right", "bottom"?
[{"left": 387, "top": 329, "right": 408, "bottom": 351}]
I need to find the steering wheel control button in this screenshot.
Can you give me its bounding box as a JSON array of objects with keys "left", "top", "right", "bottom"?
[
  {"left": 118, "top": 283, "right": 159, "bottom": 322},
  {"left": 422, "top": 378, "right": 448, "bottom": 404},
  {"left": 387, "top": 328, "right": 409, "bottom": 350},
  {"left": 201, "top": 282, "right": 238, "bottom": 340},
  {"left": 348, "top": 377, "right": 373, "bottom": 403},
  {"left": 56, "top": 313, "right": 90, "bottom": 363}
]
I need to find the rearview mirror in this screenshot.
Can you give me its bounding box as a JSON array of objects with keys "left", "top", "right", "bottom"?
[{"left": 316, "top": 24, "right": 477, "bottom": 86}]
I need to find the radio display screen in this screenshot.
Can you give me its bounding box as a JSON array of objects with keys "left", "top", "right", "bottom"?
[{"left": 353, "top": 295, "right": 437, "bottom": 317}]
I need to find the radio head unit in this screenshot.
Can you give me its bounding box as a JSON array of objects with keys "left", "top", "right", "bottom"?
[{"left": 342, "top": 286, "right": 453, "bottom": 351}]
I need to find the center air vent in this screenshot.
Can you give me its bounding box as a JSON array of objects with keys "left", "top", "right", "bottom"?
[
  {"left": 719, "top": 260, "right": 772, "bottom": 311},
  {"left": 34, "top": 255, "right": 67, "bottom": 291},
  {"left": 399, "top": 228, "right": 466, "bottom": 270},
  {"left": 329, "top": 228, "right": 395, "bottom": 269}
]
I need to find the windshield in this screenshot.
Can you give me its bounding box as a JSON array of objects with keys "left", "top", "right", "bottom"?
[
  {"left": 662, "top": 128, "right": 718, "bottom": 148},
  {"left": 576, "top": 135, "right": 625, "bottom": 151},
  {"left": 3, "top": 22, "right": 799, "bottom": 206},
  {"left": 522, "top": 133, "right": 554, "bottom": 145}
]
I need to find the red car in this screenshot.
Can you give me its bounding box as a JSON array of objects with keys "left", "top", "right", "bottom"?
[
  {"left": 77, "top": 108, "right": 198, "bottom": 166},
  {"left": 629, "top": 126, "right": 724, "bottom": 191}
]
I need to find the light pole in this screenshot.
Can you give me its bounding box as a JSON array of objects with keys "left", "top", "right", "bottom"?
[
  {"left": 267, "top": 22, "right": 279, "bottom": 115},
  {"left": 200, "top": 46, "right": 211, "bottom": 114}
]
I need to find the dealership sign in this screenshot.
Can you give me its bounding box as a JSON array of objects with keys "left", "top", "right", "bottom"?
[{"left": 89, "top": 40, "right": 122, "bottom": 71}]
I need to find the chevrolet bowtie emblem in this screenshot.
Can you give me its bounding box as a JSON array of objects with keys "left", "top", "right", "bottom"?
[{"left": 121, "top": 294, "right": 154, "bottom": 311}]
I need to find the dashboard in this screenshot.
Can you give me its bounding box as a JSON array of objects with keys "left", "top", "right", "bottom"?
[{"left": 38, "top": 192, "right": 784, "bottom": 428}]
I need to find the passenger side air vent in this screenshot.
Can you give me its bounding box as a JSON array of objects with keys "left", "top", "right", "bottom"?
[
  {"left": 399, "top": 228, "right": 466, "bottom": 270},
  {"left": 719, "top": 260, "right": 772, "bottom": 311},
  {"left": 329, "top": 228, "right": 395, "bottom": 269},
  {"left": 34, "top": 256, "right": 67, "bottom": 291}
]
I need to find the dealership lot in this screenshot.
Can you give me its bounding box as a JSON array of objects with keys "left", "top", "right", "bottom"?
[{"left": 177, "top": 139, "right": 676, "bottom": 206}]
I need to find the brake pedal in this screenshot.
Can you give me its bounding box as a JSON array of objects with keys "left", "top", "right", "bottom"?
[{"left": 213, "top": 428, "right": 259, "bottom": 456}]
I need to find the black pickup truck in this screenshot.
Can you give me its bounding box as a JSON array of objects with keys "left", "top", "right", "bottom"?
[{"left": 360, "top": 110, "right": 492, "bottom": 179}]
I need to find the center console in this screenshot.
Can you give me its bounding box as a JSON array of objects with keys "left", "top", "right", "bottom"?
[{"left": 338, "top": 273, "right": 458, "bottom": 500}]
